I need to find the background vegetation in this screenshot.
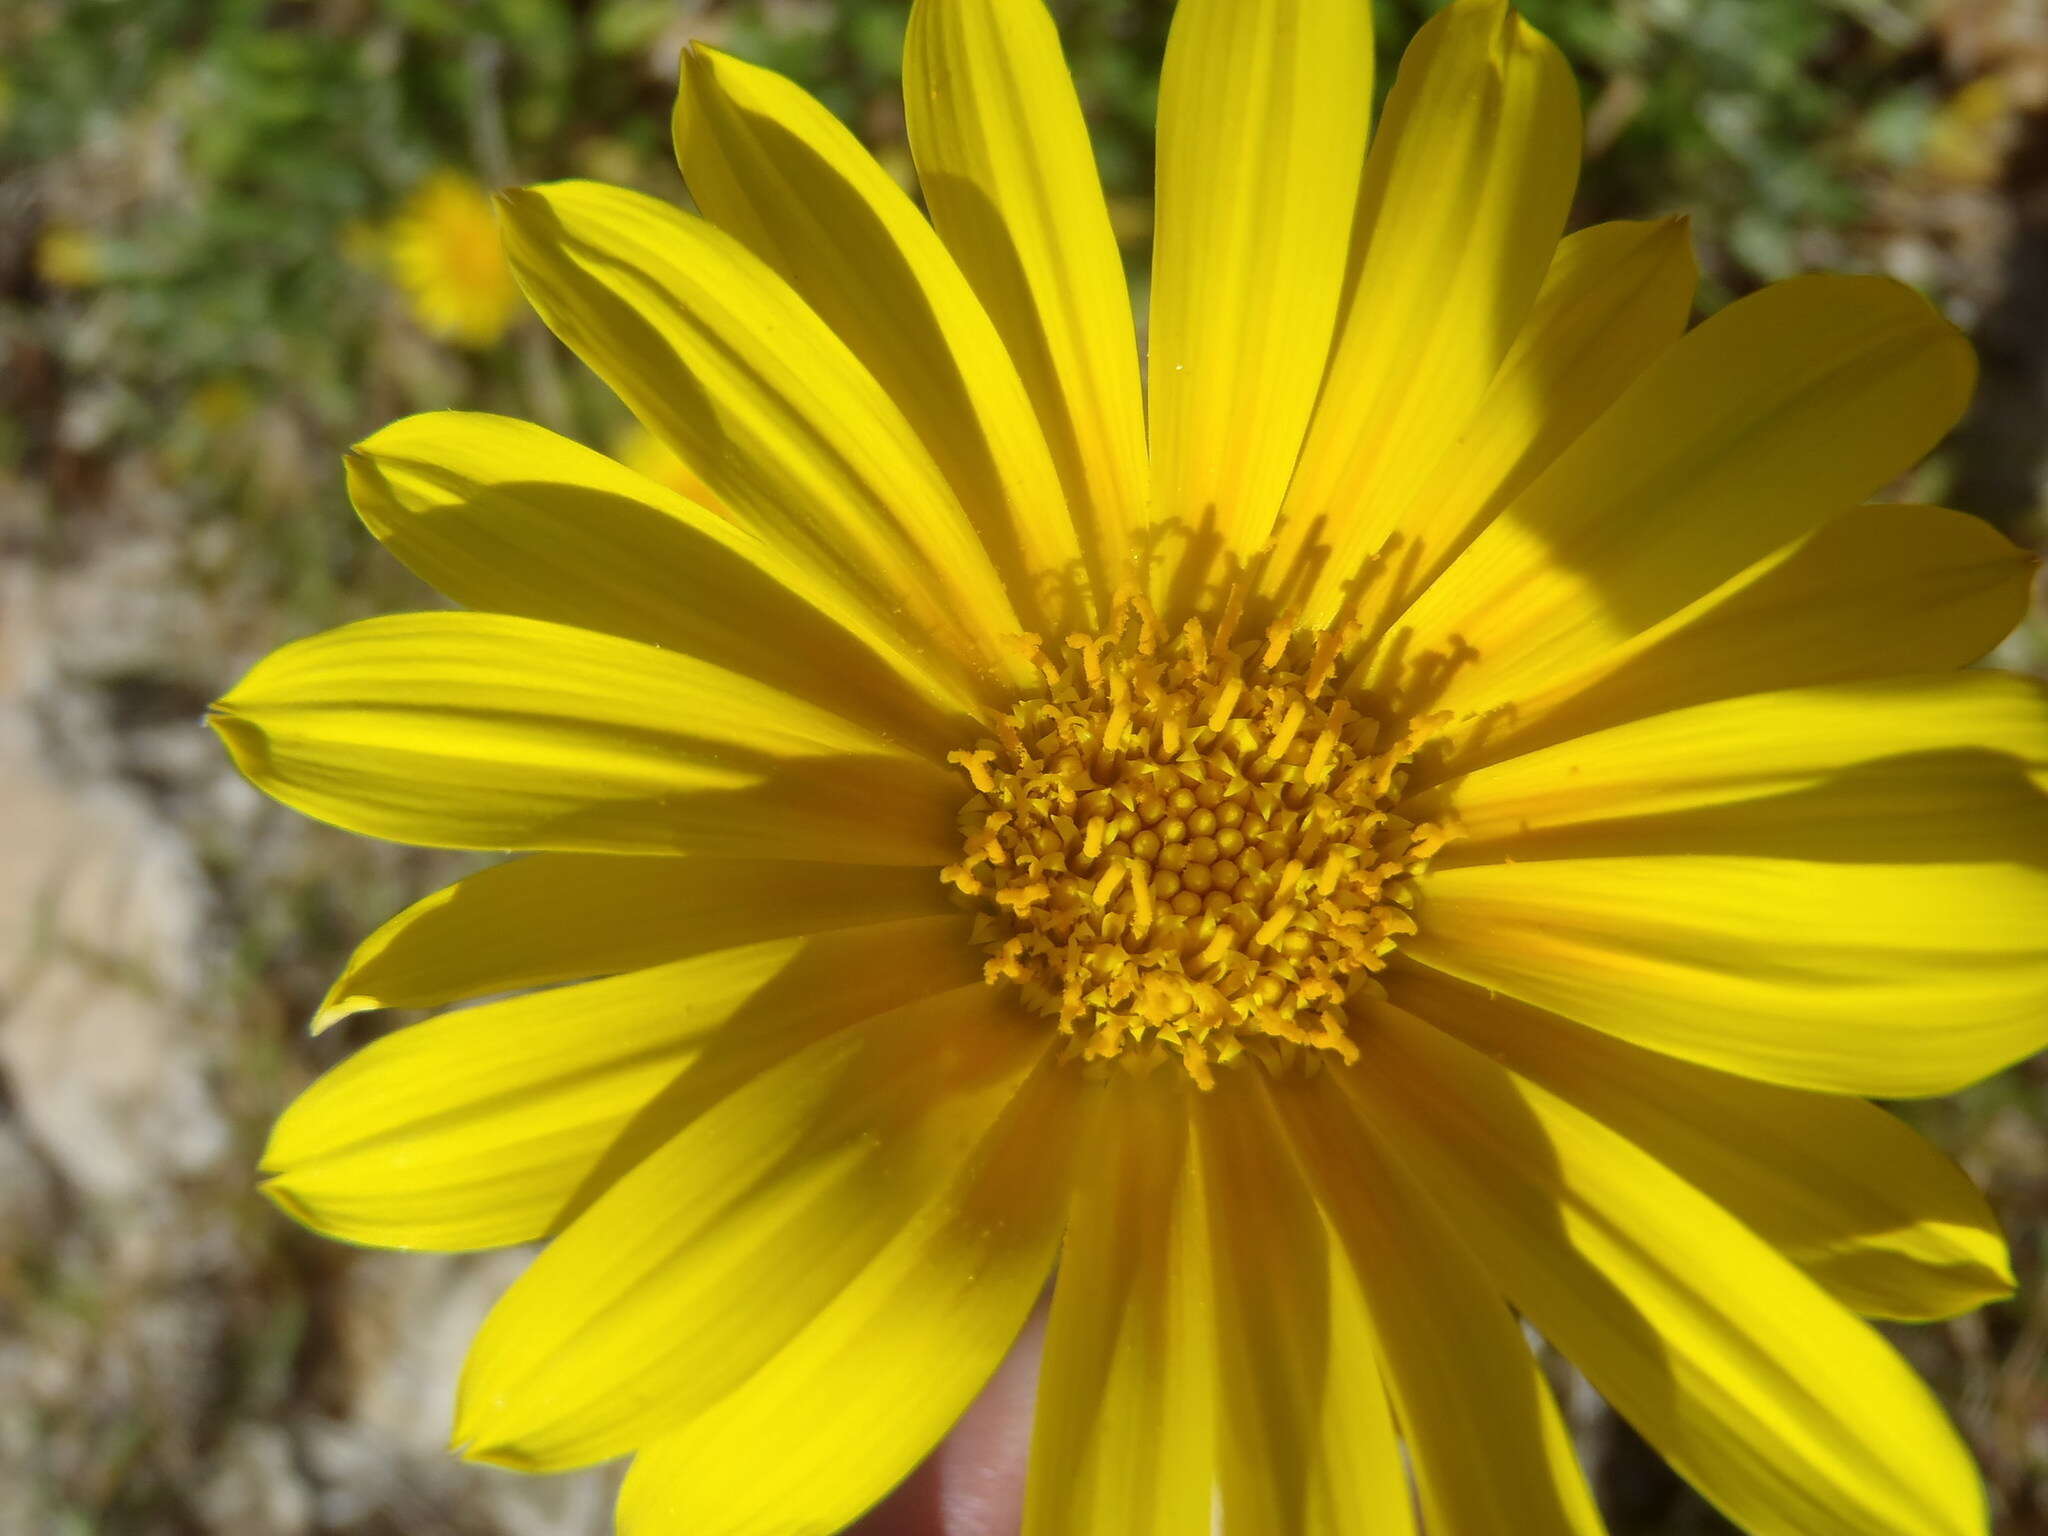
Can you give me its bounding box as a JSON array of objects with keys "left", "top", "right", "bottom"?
[{"left": 0, "top": 0, "right": 2042, "bottom": 1530}]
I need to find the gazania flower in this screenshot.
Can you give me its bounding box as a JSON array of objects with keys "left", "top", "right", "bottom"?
[
  {"left": 217, "top": 0, "right": 2048, "bottom": 1531},
  {"left": 385, "top": 169, "right": 523, "bottom": 348}
]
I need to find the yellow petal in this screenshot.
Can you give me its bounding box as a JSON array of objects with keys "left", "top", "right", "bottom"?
[
  {"left": 1345, "top": 1002, "right": 1989, "bottom": 1536},
  {"left": 1287, "top": 217, "right": 1695, "bottom": 630},
  {"left": 315, "top": 853, "right": 950, "bottom": 1031},
  {"left": 455, "top": 983, "right": 1049, "bottom": 1471},
  {"left": 1024, "top": 1076, "right": 1217, "bottom": 1536},
  {"left": 1194, "top": 1079, "right": 1414, "bottom": 1535},
  {"left": 1279, "top": 1071, "right": 1604, "bottom": 1535},
  {"left": 210, "top": 611, "right": 959, "bottom": 863},
  {"left": 264, "top": 916, "right": 977, "bottom": 1252},
  {"left": 1377, "top": 275, "right": 1976, "bottom": 718},
  {"left": 675, "top": 44, "right": 1087, "bottom": 634},
  {"left": 1390, "top": 962, "right": 2014, "bottom": 1321},
  {"left": 1408, "top": 854, "right": 2048, "bottom": 1096},
  {"left": 1428, "top": 670, "right": 2048, "bottom": 865},
  {"left": 1271, "top": 0, "right": 1580, "bottom": 627},
  {"left": 497, "top": 180, "right": 1030, "bottom": 698},
  {"left": 616, "top": 1055, "right": 1078, "bottom": 1536},
  {"left": 1146, "top": 0, "right": 1375, "bottom": 613},
  {"left": 348, "top": 410, "right": 973, "bottom": 747},
  {"left": 1418, "top": 502, "right": 2035, "bottom": 778},
  {"left": 904, "top": 0, "right": 1147, "bottom": 596}
]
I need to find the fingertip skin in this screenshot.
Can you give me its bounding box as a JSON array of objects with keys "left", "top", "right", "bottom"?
[{"left": 849, "top": 1305, "right": 1046, "bottom": 1536}]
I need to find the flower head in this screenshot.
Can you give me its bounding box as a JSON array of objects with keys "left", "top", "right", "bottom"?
[
  {"left": 218, "top": 1, "right": 2047, "bottom": 1533},
  {"left": 385, "top": 169, "right": 523, "bottom": 348}
]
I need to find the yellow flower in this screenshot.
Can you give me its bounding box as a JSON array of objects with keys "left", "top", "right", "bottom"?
[
  {"left": 385, "top": 170, "right": 523, "bottom": 349},
  {"left": 187, "top": 376, "right": 254, "bottom": 430},
  {"left": 35, "top": 223, "right": 104, "bottom": 288},
  {"left": 216, "top": 1, "right": 2046, "bottom": 1531},
  {"left": 1923, "top": 75, "right": 2016, "bottom": 188},
  {"left": 609, "top": 417, "right": 726, "bottom": 511}
]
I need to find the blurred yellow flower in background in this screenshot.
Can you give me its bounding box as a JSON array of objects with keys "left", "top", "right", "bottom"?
[
  {"left": 385, "top": 169, "right": 523, "bottom": 349},
  {"left": 1923, "top": 74, "right": 2017, "bottom": 187},
  {"left": 35, "top": 223, "right": 103, "bottom": 288},
  {"left": 213, "top": 0, "right": 2048, "bottom": 1533},
  {"left": 187, "top": 376, "right": 254, "bottom": 430},
  {"left": 609, "top": 418, "right": 724, "bottom": 512}
]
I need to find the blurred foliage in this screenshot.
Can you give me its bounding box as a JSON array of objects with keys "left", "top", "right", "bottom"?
[{"left": 1505, "top": 0, "right": 1963, "bottom": 293}]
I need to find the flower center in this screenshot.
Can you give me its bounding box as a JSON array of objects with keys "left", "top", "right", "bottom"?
[{"left": 944, "top": 593, "right": 1448, "bottom": 1088}]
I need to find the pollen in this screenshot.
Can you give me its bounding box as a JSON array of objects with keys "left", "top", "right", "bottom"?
[{"left": 944, "top": 592, "right": 1450, "bottom": 1088}]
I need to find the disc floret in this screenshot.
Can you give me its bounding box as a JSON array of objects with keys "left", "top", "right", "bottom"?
[{"left": 945, "top": 593, "right": 1449, "bottom": 1088}]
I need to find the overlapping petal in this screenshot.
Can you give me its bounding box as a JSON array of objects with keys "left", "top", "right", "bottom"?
[
  {"left": 264, "top": 917, "right": 978, "bottom": 1251},
  {"left": 455, "top": 983, "right": 1050, "bottom": 1471},
  {"left": 1194, "top": 1080, "right": 1414, "bottom": 1535},
  {"left": 1280, "top": 1071, "right": 1605, "bottom": 1534},
  {"left": 1423, "top": 669, "right": 2048, "bottom": 864},
  {"left": 674, "top": 43, "right": 1088, "bottom": 633},
  {"left": 1404, "top": 671, "right": 2048, "bottom": 1096},
  {"left": 496, "top": 179, "right": 1030, "bottom": 698},
  {"left": 1389, "top": 963, "right": 2014, "bottom": 1320},
  {"left": 1415, "top": 503, "right": 2034, "bottom": 779},
  {"left": 314, "top": 853, "right": 950, "bottom": 1030},
  {"left": 347, "top": 410, "right": 971, "bottom": 749},
  {"left": 617, "top": 1055, "right": 1078, "bottom": 1536},
  {"left": 1301, "top": 217, "right": 1695, "bottom": 635},
  {"left": 1407, "top": 853, "right": 2048, "bottom": 1096},
  {"left": 1024, "top": 1079, "right": 1217, "bottom": 1536},
  {"left": 1371, "top": 276, "right": 1975, "bottom": 717},
  {"left": 210, "top": 611, "right": 960, "bottom": 863},
  {"left": 904, "top": 0, "right": 1147, "bottom": 595},
  {"left": 1346, "top": 1003, "right": 1989, "bottom": 1536},
  {"left": 1147, "top": 0, "right": 1374, "bottom": 613},
  {"left": 1270, "top": 0, "right": 1580, "bottom": 628}
]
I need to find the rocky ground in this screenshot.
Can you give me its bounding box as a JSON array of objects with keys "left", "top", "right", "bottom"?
[{"left": 0, "top": 477, "right": 626, "bottom": 1531}]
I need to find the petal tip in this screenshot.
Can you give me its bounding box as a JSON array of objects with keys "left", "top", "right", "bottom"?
[
  {"left": 309, "top": 989, "right": 366, "bottom": 1035},
  {"left": 257, "top": 1171, "right": 323, "bottom": 1234},
  {"left": 447, "top": 1406, "right": 519, "bottom": 1468},
  {"left": 207, "top": 703, "right": 270, "bottom": 778},
  {"left": 492, "top": 185, "right": 549, "bottom": 232},
  {"left": 447, "top": 1395, "right": 541, "bottom": 1472}
]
